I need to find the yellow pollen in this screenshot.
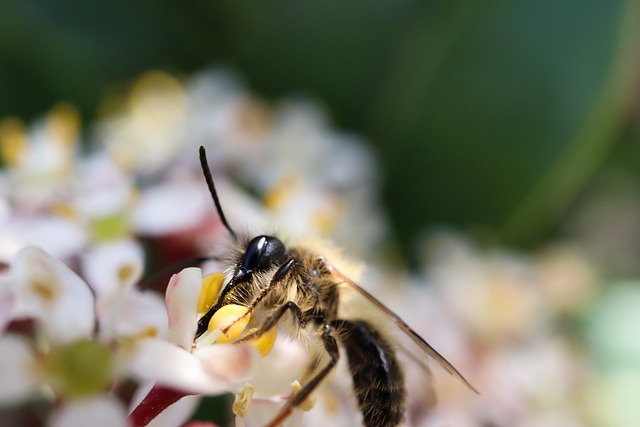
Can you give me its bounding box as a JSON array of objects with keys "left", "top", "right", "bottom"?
[
  {"left": 0, "top": 117, "right": 27, "bottom": 166},
  {"left": 208, "top": 304, "right": 250, "bottom": 343},
  {"left": 246, "top": 326, "right": 278, "bottom": 357},
  {"left": 197, "top": 273, "right": 225, "bottom": 314},
  {"left": 117, "top": 264, "right": 136, "bottom": 287},
  {"left": 232, "top": 383, "right": 255, "bottom": 417}
]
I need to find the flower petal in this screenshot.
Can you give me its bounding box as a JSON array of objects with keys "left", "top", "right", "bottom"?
[
  {"left": 166, "top": 267, "right": 202, "bottom": 349},
  {"left": 0, "top": 216, "right": 86, "bottom": 264},
  {"left": 48, "top": 396, "right": 129, "bottom": 427},
  {"left": 193, "top": 344, "right": 255, "bottom": 385},
  {"left": 82, "top": 239, "right": 145, "bottom": 297},
  {"left": 0, "top": 334, "right": 40, "bottom": 404},
  {"left": 131, "top": 180, "right": 210, "bottom": 235},
  {"left": 0, "top": 274, "right": 15, "bottom": 332},
  {"left": 11, "top": 246, "right": 95, "bottom": 343},
  {"left": 98, "top": 289, "right": 168, "bottom": 342},
  {"left": 127, "top": 338, "right": 254, "bottom": 395}
]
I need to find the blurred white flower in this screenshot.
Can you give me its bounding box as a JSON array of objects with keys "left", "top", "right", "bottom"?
[
  {"left": 0, "top": 104, "right": 79, "bottom": 210},
  {"left": 128, "top": 267, "right": 256, "bottom": 395},
  {"left": 48, "top": 396, "right": 130, "bottom": 427},
  {"left": 10, "top": 246, "right": 95, "bottom": 343}
]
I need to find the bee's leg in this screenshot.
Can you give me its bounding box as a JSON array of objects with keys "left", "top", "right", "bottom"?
[
  {"left": 245, "top": 258, "right": 296, "bottom": 313},
  {"left": 236, "top": 301, "right": 306, "bottom": 343},
  {"left": 264, "top": 323, "right": 340, "bottom": 427},
  {"left": 220, "top": 259, "right": 297, "bottom": 337}
]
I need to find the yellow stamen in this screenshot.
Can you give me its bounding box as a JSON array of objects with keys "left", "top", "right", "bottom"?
[
  {"left": 208, "top": 304, "right": 250, "bottom": 343},
  {"left": 232, "top": 383, "right": 255, "bottom": 417},
  {"left": 291, "top": 380, "right": 317, "bottom": 411},
  {"left": 263, "top": 175, "right": 301, "bottom": 211},
  {"left": 47, "top": 103, "right": 80, "bottom": 149},
  {"left": 312, "top": 210, "right": 337, "bottom": 235},
  {"left": 130, "top": 71, "right": 186, "bottom": 125},
  {"left": 246, "top": 326, "right": 278, "bottom": 357},
  {"left": 31, "top": 279, "right": 57, "bottom": 302},
  {"left": 49, "top": 202, "right": 78, "bottom": 220},
  {"left": 197, "top": 272, "right": 225, "bottom": 314},
  {"left": 0, "top": 117, "right": 26, "bottom": 166},
  {"left": 117, "top": 264, "right": 136, "bottom": 287}
]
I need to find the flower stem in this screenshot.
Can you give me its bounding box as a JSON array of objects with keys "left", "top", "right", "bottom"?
[{"left": 128, "top": 384, "right": 190, "bottom": 427}]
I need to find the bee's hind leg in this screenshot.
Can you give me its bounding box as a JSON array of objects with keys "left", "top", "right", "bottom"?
[{"left": 264, "top": 323, "right": 340, "bottom": 427}]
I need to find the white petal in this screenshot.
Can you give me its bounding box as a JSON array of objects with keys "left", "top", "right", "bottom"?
[
  {"left": 166, "top": 267, "right": 202, "bottom": 349},
  {"left": 82, "top": 239, "right": 145, "bottom": 297},
  {"left": 11, "top": 246, "right": 95, "bottom": 343},
  {"left": 131, "top": 180, "right": 209, "bottom": 235},
  {"left": 193, "top": 344, "right": 256, "bottom": 385},
  {"left": 248, "top": 339, "right": 309, "bottom": 396},
  {"left": 48, "top": 396, "right": 129, "bottom": 427},
  {"left": 0, "top": 274, "right": 15, "bottom": 332},
  {"left": 98, "top": 289, "right": 168, "bottom": 342},
  {"left": 0, "top": 216, "right": 86, "bottom": 264},
  {"left": 73, "top": 153, "right": 133, "bottom": 218},
  {"left": 131, "top": 381, "right": 201, "bottom": 427},
  {"left": 127, "top": 338, "right": 253, "bottom": 395},
  {"left": 0, "top": 334, "right": 40, "bottom": 404}
]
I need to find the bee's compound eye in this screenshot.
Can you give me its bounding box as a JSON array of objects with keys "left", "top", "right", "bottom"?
[{"left": 242, "top": 235, "right": 286, "bottom": 274}]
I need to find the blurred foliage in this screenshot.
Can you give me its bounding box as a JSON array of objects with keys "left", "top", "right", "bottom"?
[{"left": 0, "top": 0, "right": 639, "bottom": 254}]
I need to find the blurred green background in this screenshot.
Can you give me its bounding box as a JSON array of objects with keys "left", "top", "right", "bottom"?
[{"left": 1, "top": 0, "right": 639, "bottom": 256}]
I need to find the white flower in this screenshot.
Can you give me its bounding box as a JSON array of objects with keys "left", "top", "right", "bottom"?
[
  {"left": 0, "top": 214, "right": 87, "bottom": 264},
  {"left": 128, "top": 267, "right": 256, "bottom": 395},
  {"left": 0, "top": 333, "right": 40, "bottom": 403},
  {"left": 81, "top": 239, "right": 168, "bottom": 343},
  {"left": 10, "top": 245, "right": 95, "bottom": 344},
  {"left": 0, "top": 104, "right": 79, "bottom": 210},
  {"left": 48, "top": 395, "right": 130, "bottom": 427}
]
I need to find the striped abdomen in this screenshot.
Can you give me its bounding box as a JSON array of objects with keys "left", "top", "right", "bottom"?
[{"left": 334, "top": 319, "right": 405, "bottom": 427}]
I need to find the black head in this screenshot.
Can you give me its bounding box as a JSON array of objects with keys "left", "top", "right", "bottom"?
[
  {"left": 234, "top": 235, "right": 287, "bottom": 283},
  {"left": 195, "top": 235, "right": 287, "bottom": 338}
]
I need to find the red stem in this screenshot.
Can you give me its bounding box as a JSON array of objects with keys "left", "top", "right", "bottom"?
[{"left": 127, "top": 384, "right": 190, "bottom": 427}]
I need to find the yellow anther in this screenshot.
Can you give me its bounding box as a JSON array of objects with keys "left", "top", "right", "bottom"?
[
  {"left": 232, "top": 383, "right": 255, "bottom": 418},
  {"left": 263, "top": 175, "right": 300, "bottom": 211},
  {"left": 197, "top": 272, "right": 225, "bottom": 314},
  {"left": 246, "top": 326, "right": 278, "bottom": 357},
  {"left": 0, "top": 117, "right": 26, "bottom": 166},
  {"left": 291, "top": 380, "right": 317, "bottom": 411},
  {"left": 117, "top": 264, "right": 136, "bottom": 287},
  {"left": 208, "top": 304, "right": 250, "bottom": 343},
  {"left": 49, "top": 202, "right": 78, "bottom": 220},
  {"left": 47, "top": 103, "right": 80, "bottom": 148}
]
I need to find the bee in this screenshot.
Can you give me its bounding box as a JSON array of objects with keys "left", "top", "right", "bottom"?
[{"left": 194, "top": 146, "right": 477, "bottom": 427}]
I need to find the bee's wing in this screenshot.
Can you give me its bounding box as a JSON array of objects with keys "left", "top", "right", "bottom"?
[{"left": 328, "top": 264, "right": 479, "bottom": 394}]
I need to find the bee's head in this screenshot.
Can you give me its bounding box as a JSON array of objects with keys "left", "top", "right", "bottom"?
[{"left": 235, "top": 235, "right": 287, "bottom": 283}]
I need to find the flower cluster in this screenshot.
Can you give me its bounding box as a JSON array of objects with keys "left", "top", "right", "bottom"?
[
  {"left": 0, "top": 69, "right": 385, "bottom": 427},
  {"left": 1, "top": 68, "right": 636, "bottom": 427}
]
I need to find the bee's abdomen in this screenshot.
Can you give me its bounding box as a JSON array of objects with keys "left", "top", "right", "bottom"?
[{"left": 334, "top": 319, "right": 405, "bottom": 427}]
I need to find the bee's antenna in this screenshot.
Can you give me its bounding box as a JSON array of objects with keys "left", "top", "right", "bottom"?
[{"left": 199, "top": 145, "right": 238, "bottom": 240}]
